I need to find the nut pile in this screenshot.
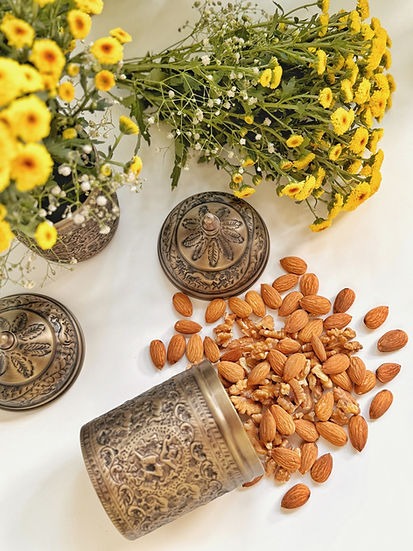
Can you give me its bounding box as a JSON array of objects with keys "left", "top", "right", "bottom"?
[{"left": 149, "top": 256, "right": 408, "bottom": 510}]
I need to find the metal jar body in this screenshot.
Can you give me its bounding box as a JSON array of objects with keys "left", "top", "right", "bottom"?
[{"left": 80, "top": 361, "right": 263, "bottom": 540}]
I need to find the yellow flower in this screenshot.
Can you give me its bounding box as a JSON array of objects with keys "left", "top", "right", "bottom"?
[
  {"left": 372, "top": 149, "right": 384, "bottom": 172},
  {"left": 343, "top": 182, "right": 371, "bottom": 211},
  {"left": 242, "top": 158, "right": 255, "bottom": 168},
  {"left": 330, "top": 107, "right": 355, "bottom": 135},
  {"left": 294, "top": 175, "right": 317, "bottom": 201},
  {"left": 270, "top": 66, "right": 283, "bottom": 89},
  {"left": 354, "top": 78, "right": 371, "bottom": 105},
  {"left": 100, "top": 164, "right": 112, "bottom": 177},
  {"left": 286, "top": 134, "right": 304, "bottom": 148},
  {"left": 316, "top": 49, "right": 327, "bottom": 75},
  {"left": 0, "top": 204, "right": 6, "bottom": 220},
  {"left": 58, "top": 81, "right": 76, "bottom": 102},
  {"left": 67, "top": 10, "right": 92, "bottom": 40},
  {"left": 349, "top": 64, "right": 359, "bottom": 86},
  {"left": 34, "top": 221, "right": 57, "bottom": 250},
  {"left": 374, "top": 73, "right": 390, "bottom": 97},
  {"left": 74, "top": 0, "right": 103, "bottom": 14},
  {"left": 361, "top": 23, "right": 375, "bottom": 41},
  {"left": 258, "top": 68, "right": 272, "bottom": 87},
  {"left": 370, "top": 90, "right": 387, "bottom": 120},
  {"left": 119, "top": 115, "right": 139, "bottom": 135},
  {"left": 33, "top": 0, "right": 56, "bottom": 6},
  {"left": 20, "top": 64, "right": 44, "bottom": 93},
  {"left": 318, "top": 0, "right": 330, "bottom": 14},
  {"left": 318, "top": 87, "right": 333, "bottom": 108},
  {"left": 367, "top": 128, "right": 384, "bottom": 154},
  {"left": 314, "top": 167, "right": 326, "bottom": 188},
  {"left": 356, "top": 0, "right": 370, "bottom": 20},
  {"left": 67, "top": 64, "right": 80, "bottom": 77},
  {"left": 232, "top": 173, "right": 243, "bottom": 185},
  {"left": 318, "top": 13, "right": 329, "bottom": 37},
  {"left": 280, "top": 160, "right": 293, "bottom": 171},
  {"left": 0, "top": 120, "right": 18, "bottom": 163},
  {"left": 110, "top": 27, "right": 132, "bottom": 44},
  {"left": 293, "top": 152, "right": 315, "bottom": 171},
  {"left": 279, "top": 181, "right": 303, "bottom": 198},
  {"left": 0, "top": 15, "right": 35, "bottom": 49},
  {"left": 361, "top": 106, "right": 373, "bottom": 128},
  {"left": 10, "top": 143, "right": 53, "bottom": 191},
  {"left": 360, "top": 165, "right": 372, "bottom": 177},
  {"left": 328, "top": 193, "right": 344, "bottom": 220},
  {"left": 340, "top": 79, "right": 353, "bottom": 103},
  {"left": 369, "top": 168, "right": 382, "bottom": 195},
  {"left": 0, "top": 220, "right": 14, "bottom": 252},
  {"left": 348, "top": 127, "right": 369, "bottom": 155},
  {"left": 382, "top": 49, "right": 392, "bottom": 70},
  {"left": 90, "top": 37, "right": 123, "bottom": 65},
  {"left": 41, "top": 73, "right": 58, "bottom": 95},
  {"left": 332, "top": 54, "right": 345, "bottom": 72},
  {"left": 234, "top": 186, "right": 256, "bottom": 198},
  {"left": 328, "top": 144, "right": 342, "bottom": 161},
  {"left": 8, "top": 94, "right": 52, "bottom": 143},
  {"left": 129, "top": 155, "right": 143, "bottom": 175},
  {"left": 349, "top": 10, "right": 361, "bottom": 34},
  {"left": 0, "top": 58, "right": 25, "bottom": 106},
  {"left": 62, "top": 127, "right": 77, "bottom": 139},
  {"left": 30, "top": 39, "right": 66, "bottom": 78},
  {"left": 0, "top": 163, "right": 11, "bottom": 192},
  {"left": 310, "top": 218, "right": 332, "bottom": 232},
  {"left": 244, "top": 115, "right": 254, "bottom": 125},
  {"left": 347, "top": 159, "right": 362, "bottom": 174},
  {"left": 95, "top": 70, "right": 115, "bottom": 92}
]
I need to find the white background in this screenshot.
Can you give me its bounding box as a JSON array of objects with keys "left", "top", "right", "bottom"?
[{"left": 1, "top": 1, "right": 412, "bottom": 550}]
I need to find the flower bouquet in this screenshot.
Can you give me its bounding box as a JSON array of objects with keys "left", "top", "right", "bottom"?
[
  {"left": 121, "top": 0, "right": 393, "bottom": 231},
  {"left": 0, "top": 0, "right": 141, "bottom": 285}
]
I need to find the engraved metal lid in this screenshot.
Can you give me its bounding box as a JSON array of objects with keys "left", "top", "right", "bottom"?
[
  {"left": 0, "top": 293, "right": 84, "bottom": 411},
  {"left": 158, "top": 191, "right": 270, "bottom": 299}
]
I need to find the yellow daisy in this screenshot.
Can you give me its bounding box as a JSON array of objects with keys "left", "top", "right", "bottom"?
[
  {"left": 128, "top": 155, "right": 143, "bottom": 176},
  {"left": 62, "top": 128, "right": 77, "bottom": 139},
  {"left": 0, "top": 57, "right": 25, "bottom": 106},
  {"left": 318, "top": 87, "right": 333, "bottom": 109},
  {"left": 74, "top": 0, "right": 103, "bottom": 14},
  {"left": 119, "top": 115, "right": 139, "bottom": 135},
  {"left": 95, "top": 70, "right": 115, "bottom": 92},
  {"left": 370, "top": 90, "right": 387, "bottom": 120},
  {"left": 316, "top": 49, "right": 327, "bottom": 75},
  {"left": 0, "top": 120, "right": 18, "bottom": 162},
  {"left": 361, "top": 106, "right": 373, "bottom": 128},
  {"left": 328, "top": 193, "right": 344, "bottom": 220},
  {"left": 0, "top": 219, "right": 14, "bottom": 253},
  {"left": 279, "top": 181, "right": 303, "bottom": 199},
  {"left": 58, "top": 81, "right": 76, "bottom": 102},
  {"left": 314, "top": 166, "right": 326, "bottom": 188},
  {"left": 328, "top": 144, "right": 342, "bottom": 161},
  {"left": 293, "top": 152, "right": 315, "bottom": 171},
  {"left": 34, "top": 221, "right": 57, "bottom": 250},
  {"left": 356, "top": 0, "right": 370, "bottom": 20},
  {"left": 0, "top": 15, "right": 35, "bottom": 49},
  {"left": 0, "top": 163, "right": 11, "bottom": 192},
  {"left": 33, "top": 0, "right": 56, "bottom": 6},
  {"left": 244, "top": 115, "right": 254, "bottom": 125},
  {"left": 280, "top": 160, "right": 293, "bottom": 171},
  {"left": 294, "top": 175, "right": 317, "bottom": 201},
  {"left": 242, "top": 158, "right": 255, "bottom": 168},
  {"left": 258, "top": 68, "right": 272, "bottom": 87},
  {"left": 349, "top": 10, "right": 361, "bottom": 34},
  {"left": 11, "top": 143, "right": 53, "bottom": 190},
  {"left": 330, "top": 107, "right": 355, "bottom": 135},
  {"left": 310, "top": 218, "right": 332, "bottom": 232},
  {"left": 348, "top": 127, "right": 369, "bottom": 155},
  {"left": 340, "top": 79, "right": 353, "bottom": 103},
  {"left": 318, "top": 13, "right": 329, "bottom": 37},
  {"left": 347, "top": 159, "right": 363, "bottom": 174},
  {"left": 270, "top": 66, "right": 283, "bottom": 89},
  {"left": 232, "top": 173, "right": 243, "bottom": 185},
  {"left": 67, "top": 10, "right": 92, "bottom": 40},
  {"left": 30, "top": 39, "right": 66, "bottom": 78},
  {"left": 354, "top": 78, "right": 371, "bottom": 105},
  {"left": 343, "top": 182, "right": 371, "bottom": 211},
  {"left": 67, "top": 63, "right": 80, "bottom": 77},
  {"left": 90, "top": 37, "right": 123, "bottom": 65},
  {"left": 20, "top": 64, "right": 44, "bottom": 94},
  {"left": 367, "top": 128, "right": 384, "bottom": 154},
  {"left": 110, "top": 27, "right": 132, "bottom": 44},
  {"left": 8, "top": 94, "right": 52, "bottom": 143},
  {"left": 286, "top": 134, "right": 304, "bottom": 148},
  {"left": 234, "top": 186, "right": 256, "bottom": 198}
]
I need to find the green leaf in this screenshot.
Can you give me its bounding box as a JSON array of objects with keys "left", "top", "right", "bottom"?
[{"left": 131, "top": 99, "right": 150, "bottom": 144}]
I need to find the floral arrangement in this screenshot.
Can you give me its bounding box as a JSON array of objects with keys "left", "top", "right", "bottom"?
[
  {"left": 0, "top": 0, "right": 141, "bottom": 285},
  {"left": 122, "top": 0, "right": 393, "bottom": 231}
]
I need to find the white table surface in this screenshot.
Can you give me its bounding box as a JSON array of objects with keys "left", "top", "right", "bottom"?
[{"left": 1, "top": 1, "right": 412, "bottom": 550}]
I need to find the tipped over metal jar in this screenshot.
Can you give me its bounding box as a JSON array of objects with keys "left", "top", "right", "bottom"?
[{"left": 80, "top": 361, "right": 263, "bottom": 540}]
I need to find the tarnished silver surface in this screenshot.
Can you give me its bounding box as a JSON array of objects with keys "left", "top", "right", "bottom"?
[
  {"left": 158, "top": 192, "right": 269, "bottom": 299},
  {"left": 0, "top": 294, "right": 84, "bottom": 410}
]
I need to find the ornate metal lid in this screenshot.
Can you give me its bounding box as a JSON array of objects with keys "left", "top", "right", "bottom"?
[
  {"left": 158, "top": 191, "right": 270, "bottom": 299},
  {"left": 0, "top": 293, "right": 84, "bottom": 411}
]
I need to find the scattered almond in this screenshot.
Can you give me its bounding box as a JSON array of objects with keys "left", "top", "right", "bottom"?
[
  {"left": 316, "top": 421, "right": 348, "bottom": 446},
  {"left": 280, "top": 256, "right": 307, "bottom": 275},
  {"left": 277, "top": 337, "right": 301, "bottom": 355},
  {"left": 314, "top": 391, "right": 334, "bottom": 422},
  {"left": 174, "top": 319, "right": 202, "bottom": 334},
  {"left": 322, "top": 354, "right": 350, "bottom": 375},
  {"left": 149, "top": 339, "right": 166, "bottom": 370},
  {"left": 294, "top": 419, "right": 319, "bottom": 442},
  {"left": 333, "top": 288, "right": 356, "bottom": 313},
  {"left": 186, "top": 334, "right": 203, "bottom": 364},
  {"left": 172, "top": 292, "right": 193, "bottom": 317},
  {"left": 299, "top": 273, "right": 319, "bottom": 296},
  {"left": 300, "top": 295, "right": 331, "bottom": 316},
  {"left": 205, "top": 298, "right": 226, "bottom": 323},
  {"left": 323, "top": 313, "right": 352, "bottom": 330},
  {"left": 228, "top": 296, "right": 252, "bottom": 318},
  {"left": 364, "top": 305, "right": 389, "bottom": 329},
  {"left": 298, "top": 318, "right": 324, "bottom": 343},
  {"left": 377, "top": 329, "right": 408, "bottom": 352},
  {"left": 220, "top": 348, "right": 243, "bottom": 362},
  {"left": 271, "top": 447, "right": 301, "bottom": 472},
  {"left": 311, "top": 334, "right": 327, "bottom": 362},
  {"left": 311, "top": 453, "right": 333, "bottom": 483},
  {"left": 376, "top": 362, "right": 401, "bottom": 383},
  {"left": 259, "top": 409, "right": 277, "bottom": 444},
  {"left": 203, "top": 336, "right": 220, "bottom": 363},
  {"left": 369, "top": 389, "right": 393, "bottom": 419},
  {"left": 248, "top": 361, "right": 271, "bottom": 386},
  {"left": 167, "top": 334, "right": 186, "bottom": 364},
  {"left": 245, "top": 290, "right": 266, "bottom": 317},
  {"left": 330, "top": 371, "right": 353, "bottom": 392},
  {"left": 278, "top": 291, "right": 304, "bottom": 317},
  {"left": 267, "top": 349, "right": 287, "bottom": 377},
  {"left": 299, "top": 442, "right": 318, "bottom": 475},
  {"left": 348, "top": 356, "right": 367, "bottom": 386},
  {"left": 284, "top": 309, "right": 309, "bottom": 333},
  {"left": 283, "top": 353, "right": 306, "bottom": 382},
  {"left": 354, "top": 370, "right": 376, "bottom": 395},
  {"left": 348, "top": 415, "right": 368, "bottom": 452},
  {"left": 272, "top": 273, "right": 299, "bottom": 293},
  {"left": 270, "top": 404, "right": 295, "bottom": 435},
  {"left": 217, "top": 361, "right": 245, "bottom": 383},
  {"left": 260, "top": 283, "right": 282, "bottom": 309},
  {"left": 281, "top": 484, "right": 310, "bottom": 509}
]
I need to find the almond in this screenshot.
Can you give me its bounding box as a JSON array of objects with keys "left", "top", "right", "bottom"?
[
  {"left": 277, "top": 337, "right": 301, "bottom": 355},
  {"left": 272, "top": 273, "right": 299, "bottom": 293},
  {"left": 278, "top": 291, "right": 304, "bottom": 317},
  {"left": 348, "top": 356, "right": 367, "bottom": 386},
  {"left": 186, "top": 334, "right": 203, "bottom": 364},
  {"left": 314, "top": 391, "right": 334, "bottom": 421},
  {"left": 311, "top": 335, "right": 327, "bottom": 362},
  {"left": 284, "top": 309, "right": 309, "bottom": 333},
  {"left": 149, "top": 339, "right": 166, "bottom": 369},
  {"left": 260, "top": 283, "right": 282, "bottom": 310},
  {"left": 348, "top": 414, "right": 368, "bottom": 452},
  {"left": 259, "top": 408, "right": 277, "bottom": 443},
  {"left": 220, "top": 348, "right": 243, "bottom": 362},
  {"left": 172, "top": 292, "right": 193, "bottom": 317},
  {"left": 205, "top": 298, "right": 226, "bottom": 323},
  {"left": 364, "top": 305, "right": 389, "bottom": 329},
  {"left": 248, "top": 360, "right": 271, "bottom": 386},
  {"left": 174, "top": 319, "right": 202, "bottom": 334},
  {"left": 322, "top": 353, "right": 350, "bottom": 375},
  {"left": 202, "top": 337, "right": 219, "bottom": 364},
  {"left": 300, "top": 294, "right": 331, "bottom": 316},
  {"left": 316, "top": 421, "right": 348, "bottom": 446},
  {"left": 245, "top": 290, "right": 266, "bottom": 317},
  {"left": 281, "top": 484, "right": 310, "bottom": 509},
  {"left": 298, "top": 318, "right": 324, "bottom": 343},
  {"left": 323, "top": 313, "right": 352, "bottom": 330},
  {"left": 217, "top": 360, "right": 245, "bottom": 383},
  {"left": 270, "top": 404, "right": 295, "bottom": 435},
  {"left": 369, "top": 389, "right": 393, "bottom": 419},
  {"left": 242, "top": 475, "right": 263, "bottom": 488},
  {"left": 294, "top": 419, "right": 319, "bottom": 442},
  {"left": 330, "top": 371, "right": 353, "bottom": 392},
  {"left": 271, "top": 447, "right": 301, "bottom": 472},
  {"left": 280, "top": 256, "right": 307, "bottom": 275},
  {"left": 283, "top": 352, "right": 306, "bottom": 381},
  {"left": 267, "top": 349, "right": 287, "bottom": 376},
  {"left": 299, "top": 273, "right": 319, "bottom": 296},
  {"left": 228, "top": 296, "right": 253, "bottom": 318},
  {"left": 167, "top": 334, "right": 186, "bottom": 364},
  {"left": 376, "top": 362, "right": 401, "bottom": 383},
  {"left": 310, "top": 453, "right": 333, "bottom": 483},
  {"left": 377, "top": 329, "right": 408, "bottom": 352},
  {"left": 333, "top": 288, "right": 356, "bottom": 313},
  {"left": 354, "top": 370, "right": 376, "bottom": 395},
  {"left": 299, "top": 442, "right": 318, "bottom": 474}
]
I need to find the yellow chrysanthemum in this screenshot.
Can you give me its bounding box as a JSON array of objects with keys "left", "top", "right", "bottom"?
[
  {"left": 0, "top": 205, "right": 6, "bottom": 220},
  {"left": 346, "top": 159, "right": 363, "bottom": 174},
  {"left": 316, "top": 49, "right": 327, "bottom": 75},
  {"left": 10, "top": 143, "right": 53, "bottom": 191},
  {"left": 367, "top": 128, "right": 384, "bottom": 154},
  {"left": 332, "top": 54, "right": 345, "bottom": 72},
  {"left": 360, "top": 165, "right": 372, "bottom": 177},
  {"left": 361, "top": 23, "right": 375, "bottom": 41},
  {"left": 244, "top": 115, "right": 254, "bottom": 125},
  {"left": 119, "top": 115, "right": 139, "bottom": 135},
  {"left": 330, "top": 107, "right": 355, "bottom": 135},
  {"left": 349, "top": 10, "right": 361, "bottom": 34},
  {"left": 129, "top": 155, "right": 143, "bottom": 175},
  {"left": 62, "top": 128, "right": 77, "bottom": 139},
  {"left": 318, "top": 14, "right": 329, "bottom": 37},
  {"left": 294, "top": 175, "right": 317, "bottom": 201},
  {"left": 30, "top": 39, "right": 66, "bottom": 78},
  {"left": 374, "top": 73, "right": 390, "bottom": 97},
  {"left": 33, "top": 0, "right": 56, "bottom": 6},
  {"left": 0, "top": 15, "right": 35, "bottom": 49},
  {"left": 343, "top": 182, "right": 371, "bottom": 211},
  {"left": 67, "top": 64, "right": 80, "bottom": 77},
  {"left": 370, "top": 90, "right": 387, "bottom": 120},
  {"left": 294, "top": 152, "right": 315, "bottom": 171},
  {"left": 270, "top": 66, "right": 283, "bottom": 89},
  {"left": 94, "top": 70, "right": 115, "bottom": 92},
  {"left": 348, "top": 127, "right": 369, "bottom": 155},
  {"left": 318, "top": 0, "right": 330, "bottom": 14},
  {"left": 328, "top": 193, "right": 344, "bottom": 220},
  {"left": 361, "top": 107, "right": 373, "bottom": 128},
  {"left": 8, "top": 94, "right": 52, "bottom": 143},
  {"left": 0, "top": 163, "right": 11, "bottom": 193},
  {"left": 356, "top": 0, "right": 370, "bottom": 20},
  {"left": 110, "top": 27, "right": 132, "bottom": 44},
  {"left": 34, "top": 221, "right": 57, "bottom": 250},
  {"left": 0, "top": 57, "right": 25, "bottom": 106},
  {"left": 319, "top": 87, "right": 333, "bottom": 109},
  {"left": 258, "top": 68, "right": 272, "bottom": 87},
  {"left": 354, "top": 78, "right": 371, "bottom": 105},
  {"left": 286, "top": 134, "right": 304, "bottom": 148},
  {"left": 366, "top": 29, "right": 387, "bottom": 73},
  {"left": 20, "top": 64, "right": 44, "bottom": 94},
  {"left": 0, "top": 120, "right": 18, "bottom": 163},
  {"left": 232, "top": 173, "right": 243, "bottom": 185},
  {"left": 310, "top": 218, "right": 332, "bottom": 232},
  {"left": 74, "top": 0, "right": 103, "bottom": 14},
  {"left": 234, "top": 186, "right": 256, "bottom": 198},
  {"left": 314, "top": 166, "right": 326, "bottom": 188},
  {"left": 0, "top": 219, "right": 14, "bottom": 252},
  {"left": 382, "top": 49, "right": 392, "bottom": 70},
  {"left": 58, "top": 81, "right": 76, "bottom": 102},
  {"left": 340, "top": 79, "right": 353, "bottom": 103},
  {"left": 280, "top": 160, "right": 293, "bottom": 171},
  {"left": 372, "top": 149, "right": 384, "bottom": 172},
  {"left": 90, "top": 37, "right": 123, "bottom": 65},
  {"left": 279, "top": 181, "right": 303, "bottom": 199},
  {"left": 242, "top": 158, "right": 255, "bottom": 168},
  {"left": 41, "top": 73, "right": 58, "bottom": 95},
  {"left": 67, "top": 10, "right": 92, "bottom": 40},
  {"left": 328, "top": 144, "right": 342, "bottom": 161}
]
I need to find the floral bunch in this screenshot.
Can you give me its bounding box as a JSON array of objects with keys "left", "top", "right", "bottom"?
[
  {"left": 0, "top": 0, "right": 142, "bottom": 284},
  {"left": 122, "top": 0, "right": 393, "bottom": 230}
]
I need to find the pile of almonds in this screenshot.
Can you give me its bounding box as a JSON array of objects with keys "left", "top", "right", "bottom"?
[{"left": 149, "top": 256, "right": 408, "bottom": 510}]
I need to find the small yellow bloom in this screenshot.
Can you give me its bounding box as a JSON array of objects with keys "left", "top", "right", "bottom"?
[
  {"left": 332, "top": 54, "right": 345, "bottom": 72},
  {"left": 8, "top": 94, "right": 52, "bottom": 143},
  {"left": 0, "top": 58, "right": 25, "bottom": 106},
  {"left": 11, "top": 143, "right": 53, "bottom": 191},
  {"left": 258, "top": 68, "right": 272, "bottom": 87},
  {"left": 33, "top": 0, "right": 56, "bottom": 6},
  {"left": 30, "top": 39, "right": 66, "bottom": 78},
  {"left": 318, "top": 0, "right": 330, "bottom": 14},
  {"left": 232, "top": 173, "right": 243, "bottom": 185},
  {"left": 369, "top": 168, "right": 382, "bottom": 195},
  {"left": 314, "top": 167, "right": 326, "bottom": 188},
  {"left": 0, "top": 204, "right": 6, "bottom": 220},
  {"left": 356, "top": 0, "right": 370, "bottom": 21},
  {"left": 360, "top": 165, "right": 372, "bottom": 177},
  {"left": 0, "top": 219, "right": 14, "bottom": 253},
  {"left": 58, "top": 81, "right": 76, "bottom": 103},
  {"left": 316, "top": 49, "right": 327, "bottom": 75},
  {"left": 374, "top": 73, "right": 390, "bottom": 97},
  {"left": 20, "top": 64, "right": 44, "bottom": 94},
  {"left": 294, "top": 152, "right": 315, "bottom": 171},
  {"left": 90, "top": 37, "right": 123, "bottom": 65},
  {"left": 318, "top": 87, "right": 333, "bottom": 109},
  {"left": 367, "top": 128, "right": 384, "bottom": 154},
  {"left": 294, "top": 175, "right": 317, "bottom": 201},
  {"left": 370, "top": 90, "right": 387, "bottom": 120},
  {"left": 270, "top": 66, "right": 283, "bottom": 89},
  {"left": 119, "top": 115, "right": 139, "bottom": 135},
  {"left": 340, "top": 79, "right": 353, "bottom": 103},
  {"left": 129, "top": 155, "right": 143, "bottom": 175},
  {"left": 94, "top": 70, "right": 115, "bottom": 92},
  {"left": 0, "top": 121, "right": 17, "bottom": 164},
  {"left": 241, "top": 158, "right": 255, "bottom": 168},
  {"left": 67, "top": 63, "right": 80, "bottom": 77},
  {"left": 328, "top": 193, "right": 344, "bottom": 220},
  {"left": 74, "top": 0, "right": 103, "bottom": 14},
  {"left": 62, "top": 127, "right": 77, "bottom": 140},
  {"left": 343, "top": 182, "right": 371, "bottom": 211},
  {"left": 286, "top": 134, "right": 304, "bottom": 148},
  {"left": 280, "top": 160, "right": 293, "bottom": 171},
  {"left": 0, "top": 15, "right": 35, "bottom": 49},
  {"left": 382, "top": 49, "right": 392, "bottom": 70},
  {"left": 318, "top": 13, "right": 329, "bottom": 37},
  {"left": 0, "top": 163, "right": 11, "bottom": 192},
  {"left": 310, "top": 218, "right": 332, "bottom": 232},
  {"left": 348, "top": 127, "right": 369, "bottom": 155},
  {"left": 110, "top": 27, "right": 132, "bottom": 44},
  {"left": 361, "top": 107, "right": 373, "bottom": 128},
  {"left": 234, "top": 186, "right": 256, "bottom": 199},
  {"left": 354, "top": 78, "right": 371, "bottom": 105},
  {"left": 349, "top": 10, "right": 361, "bottom": 34},
  {"left": 244, "top": 115, "right": 254, "bottom": 125},
  {"left": 100, "top": 164, "right": 112, "bottom": 177},
  {"left": 279, "top": 182, "right": 303, "bottom": 199},
  {"left": 347, "top": 159, "right": 363, "bottom": 174},
  {"left": 34, "top": 221, "right": 57, "bottom": 250},
  {"left": 328, "top": 144, "right": 342, "bottom": 161},
  {"left": 330, "top": 107, "right": 355, "bottom": 135},
  {"left": 67, "top": 10, "right": 92, "bottom": 40}
]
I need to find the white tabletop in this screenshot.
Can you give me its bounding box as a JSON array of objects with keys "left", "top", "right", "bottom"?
[{"left": 1, "top": 1, "right": 412, "bottom": 550}]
